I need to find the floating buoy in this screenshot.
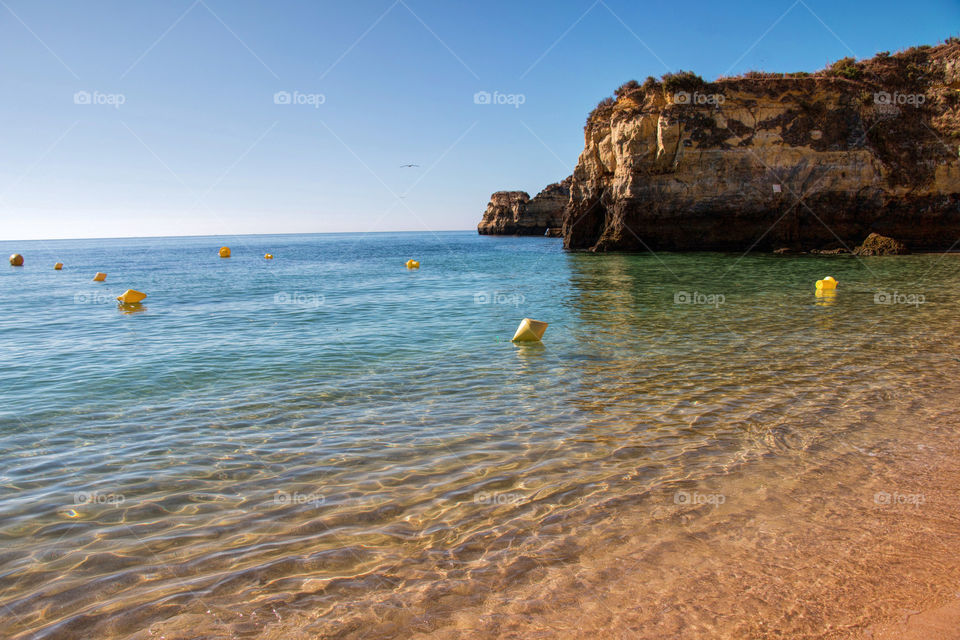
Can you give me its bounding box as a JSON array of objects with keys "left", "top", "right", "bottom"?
[
  {"left": 264, "top": 253, "right": 273, "bottom": 260},
  {"left": 93, "top": 272, "right": 107, "bottom": 282},
  {"left": 116, "top": 289, "right": 147, "bottom": 304},
  {"left": 405, "top": 259, "right": 420, "bottom": 269},
  {"left": 815, "top": 276, "right": 837, "bottom": 290},
  {"left": 9, "top": 254, "right": 23, "bottom": 267},
  {"left": 512, "top": 318, "right": 548, "bottom": 342},
  {"left": 219, "top": 246, "right": 231, "bottom": 258},
  {"left": 54, "top": 262, "right": 63, "bottom": 270}
]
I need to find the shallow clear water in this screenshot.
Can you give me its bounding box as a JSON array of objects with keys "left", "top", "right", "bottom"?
[{"left": 2, "top": 232, "right": 959, "bottom": 639}]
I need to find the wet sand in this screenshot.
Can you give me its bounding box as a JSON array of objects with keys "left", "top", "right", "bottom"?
[
  {"left": 873, "top": 601, "right": 960, "bottom": 639},
  {"left": 119, "top": 388, "right": 960, "bottom": 640},
  {"left": 405, "top": 399, "right": 960, "bottom": 640}
]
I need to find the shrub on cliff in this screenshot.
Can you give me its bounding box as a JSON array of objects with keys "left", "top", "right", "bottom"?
[
  {"left": 641, "top": 76, "right": 660, "bottom": 92},
  {"left": 613, "top": 77, "right": 660, "bottom": 102},
  {"left": 662, "top": 70, "right": 705, "bottom": 93},
  {"left": 743, "top": 70, "right": 785, "bottom": 79},
  {"left": 825, "top": 56, "right": 863, "bottom": 80},
  {"left": 586, "top": 96, "right": 616, "bottom": 129},
  {"left": 614, "top": 80, "right": 640, "bottom": 98},
  {"left": 859, "top": 45, "right": 938, "bottom": 90}
]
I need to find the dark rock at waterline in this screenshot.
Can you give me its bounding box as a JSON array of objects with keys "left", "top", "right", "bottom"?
[
  {"left": 810, "top": 247, "right": 851, "bottom": 255},
  {"left": 853, "top": 233, "right": 910, "bottom": 256}
]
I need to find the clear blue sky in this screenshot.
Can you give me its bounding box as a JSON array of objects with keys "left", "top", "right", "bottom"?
[{"left": 1, "top": 0, "right": 957, "bottom": 240}]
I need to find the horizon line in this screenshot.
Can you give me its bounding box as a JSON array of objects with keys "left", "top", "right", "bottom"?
[{"left": 2, "top": 228, "right": 477, "bottom": 243}]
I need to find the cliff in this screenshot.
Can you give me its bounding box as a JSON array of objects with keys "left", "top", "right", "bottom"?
[
  {"left": 480, "top": 42, "right": 960, "bottom": 251},
  {"left": 477, "top": 177, "right": 570, "bottom": 236},
  {"left": 563, "top": 42, "right": 960, "bottom": 251}
]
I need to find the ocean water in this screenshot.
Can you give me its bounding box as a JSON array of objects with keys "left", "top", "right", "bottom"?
[{"left": 2, "top": 232, "right": 960, "bottom": 639}]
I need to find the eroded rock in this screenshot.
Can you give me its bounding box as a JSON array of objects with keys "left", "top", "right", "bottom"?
[
  {"left": 478, "top": 177, "right": 571, "bottom": 236},
  {"left": 853, "top": 233, "right": 910, "bottom": 255}
]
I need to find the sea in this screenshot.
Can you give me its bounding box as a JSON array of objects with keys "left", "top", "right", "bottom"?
[{"left": 2, "top": 231, "right": 959, "bottom": 639}]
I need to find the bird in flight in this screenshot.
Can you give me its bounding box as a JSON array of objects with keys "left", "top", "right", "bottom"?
[{"left": 399, "top": 164, "right": 419, "bottom": 168}]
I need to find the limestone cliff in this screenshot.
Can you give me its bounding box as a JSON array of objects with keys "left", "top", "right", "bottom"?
[
  {"left": 477, "top": 191, "right": 530, "bottom": 235},
  {"left": 559, "top": 42, "right": 960, "bottom": 251},
  {"left": 477, "top": 177, "right": 570, "bottom": 235}
]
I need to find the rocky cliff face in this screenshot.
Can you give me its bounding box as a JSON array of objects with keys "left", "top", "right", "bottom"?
[
  {"left": 559, "top": 42, "right": 960, "bottom": 251},
  {"left": 478, "top": 191, "right": 531, "bottom": 235},
  {"left": 478, "top": 178, "right": 570, "bottom": 236}
]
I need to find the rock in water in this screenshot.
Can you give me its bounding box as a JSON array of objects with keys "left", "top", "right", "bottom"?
[
  {"left": 478, "top": 191, "right": 530, "bottom": 235},
  {"left": 853, "top": 233, "right": 910, "bottom": 255},
  {"left": 810, "top": 248, "right": 851, "bottom": 255},
  {"left": 478, "top": 177, "right": 570, "bottom": 236}
]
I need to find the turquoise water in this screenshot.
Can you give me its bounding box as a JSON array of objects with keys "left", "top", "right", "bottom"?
[{"left": 2, "top": 232, "right": 960, "bottom": 639}]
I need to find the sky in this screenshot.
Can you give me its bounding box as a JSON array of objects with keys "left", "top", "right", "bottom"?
[{"left": 1, "top": 0, "right": 957, "bottom": 240}]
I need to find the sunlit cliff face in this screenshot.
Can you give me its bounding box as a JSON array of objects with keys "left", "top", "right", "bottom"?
[{"left": 563, "top": 43, "right": 960, "bottom": 252}]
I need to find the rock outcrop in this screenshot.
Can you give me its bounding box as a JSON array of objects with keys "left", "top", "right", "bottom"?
[
  {"left": 555, "top": 42, "right": 960, "bottom": 251},
  {"left": 478, "top": 191, "right": 531, "bottom": 235},
  {"left": 853, "top": 232, "right": 910, "bottom": 255},
  {"left": 478, "top": 178, "right": 570, "bottom": 236}
]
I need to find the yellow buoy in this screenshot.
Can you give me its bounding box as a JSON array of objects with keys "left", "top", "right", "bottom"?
[
  {"left": 93, "top": 272, "right": 107, "bottom": 282},
  {"left": 9, "top": 254, "right": 23, "bottom": 267},
  {"left": 815, "top": 276, "right": 837, "bottom": 290},
  {"left": 219, "top": 246, "right": 231, "bottom": 258},
  {"left": 116, "top": 289, "right": 147, "bottom": 304},
  {"left": 264, "top": 253, "right": 273, "bottom": 260},
  {"left": 512, "top": 318, "right": 549, "bottom": 342},
  {"left": 54, "top": 262, "right": 63, "bottom": 270},
  {"left": 405, "top": 259, "right": 420, "bottom": 269}
]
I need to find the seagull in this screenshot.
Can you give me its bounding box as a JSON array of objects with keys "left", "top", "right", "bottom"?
[{"left": 399, "top": 164, "right": 419, "bottom": 168}]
